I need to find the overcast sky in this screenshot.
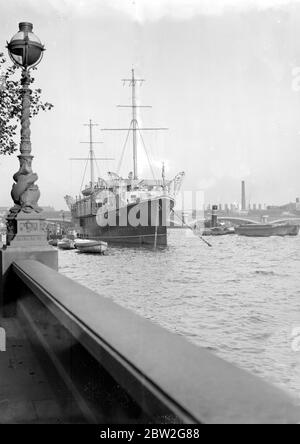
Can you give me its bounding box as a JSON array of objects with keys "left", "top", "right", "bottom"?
[{"left": 1, "top": 0, "right": 300, "bottom": 209}]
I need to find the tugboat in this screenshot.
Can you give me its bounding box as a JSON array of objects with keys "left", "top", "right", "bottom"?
[
  {"left": 65, "top": 70, "right": 185, "bottom": 246},
  {"left": 202, "top": 226, "right": 235, "bottom": 236},
  {"left": 202, "top": 205, "right": 235, "bottom": 236}
]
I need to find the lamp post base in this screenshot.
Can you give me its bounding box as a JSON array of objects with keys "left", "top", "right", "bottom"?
[
  {"left": 7, "top": 211, "right": 48, "bottom": 247},
  {"left": 1, "top": 211, "right": 58, "bottom": 316}
]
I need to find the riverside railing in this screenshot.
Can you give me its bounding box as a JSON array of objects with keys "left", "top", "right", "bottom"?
[{"left": 7, "top": 259, "right": 300, "bottom": 424}]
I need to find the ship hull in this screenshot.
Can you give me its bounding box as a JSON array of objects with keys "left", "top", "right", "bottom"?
[{"left": 74, "top": 197, "right": 174, "bottom": 246}]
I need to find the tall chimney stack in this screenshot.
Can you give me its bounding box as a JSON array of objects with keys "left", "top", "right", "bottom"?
[{"left": 241, "top": 181, "right": 246, "bottom": 211}]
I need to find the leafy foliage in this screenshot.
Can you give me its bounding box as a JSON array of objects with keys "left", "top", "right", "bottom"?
[{"left": 0, "top": 52, "right": 53, "bottom": 155}]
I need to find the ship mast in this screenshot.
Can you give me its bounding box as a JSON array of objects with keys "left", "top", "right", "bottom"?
[
  {"left": 84, "top": 119, "right": 97, "bottom": 187},
  {"left": 131, "top": 69, "right": 138, "bottom": 180},
  {"left": 102, "top": 69, "right": 168, "bottom": 181},
  {"left": 70, "top": 119, "right": 113, "bottom": 191},
  {"left": 122, "top": 68, "right": 146, "bottom": 180}
]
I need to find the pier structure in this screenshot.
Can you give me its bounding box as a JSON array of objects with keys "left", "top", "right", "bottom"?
[{"left": 0, "top": 23, "right": 300, "bottom": 424}]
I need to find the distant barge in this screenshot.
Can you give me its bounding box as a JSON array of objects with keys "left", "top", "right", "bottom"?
[{"left": 235, "top": 223, "right": 299, "bottom": 237}]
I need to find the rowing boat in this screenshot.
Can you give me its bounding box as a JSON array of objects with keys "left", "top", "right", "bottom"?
[{"left": 75, "top": 239, "right": 108, "bottom": 254}]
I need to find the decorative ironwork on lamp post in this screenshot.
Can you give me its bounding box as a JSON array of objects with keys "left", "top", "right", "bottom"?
[{"left": 6, "top": 22, "right": 45, "bottom": 244}]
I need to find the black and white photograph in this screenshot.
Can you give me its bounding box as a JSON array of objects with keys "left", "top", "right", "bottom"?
[{"left": 0, "top": 0, "right": 300, "bottom": 428}]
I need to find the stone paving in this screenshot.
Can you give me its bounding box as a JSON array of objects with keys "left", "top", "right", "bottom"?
[{"left": 0, "top": 316, "right": 85, "bottom": 424}]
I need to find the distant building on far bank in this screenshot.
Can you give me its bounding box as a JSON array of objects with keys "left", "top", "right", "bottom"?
[
  {"left": 41, "top": 206, "right": 56, "bottom": 212},
  {"left": 267, "top": 198, "right": 300, "bottom": 213},
  {"left": 0, "top": 208, "right": 8, "bottom": 230},
  {"left": 0, "top": 208, "right": 8, "bottom": 233},
  {"left": 0, "top": 206, "right": 71, "bottom": 230},
  {"left": 41, "top": 207, "right": 71, "bottom": 220}
]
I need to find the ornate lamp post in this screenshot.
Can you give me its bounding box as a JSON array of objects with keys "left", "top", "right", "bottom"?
[
  {"left": 6, "top": 22, "right": 45, "bottom": 245},
  {"left": 0, "top": 23, "right": 57, "bottom": 315}
]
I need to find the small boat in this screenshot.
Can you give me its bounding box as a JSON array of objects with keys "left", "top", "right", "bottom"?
[
  {"left": 57, "top": 238, "right": 76, "bottom": 250},
  {"left": 202, "top": 226, "right": 235, "bottom": 236},
  {"left": 75, "top": 239, "right": 108, "bottom": 254},
  {"left": 235, "top": 223, "right": 300, "bottom": 237},
  {"left": 48, "top": 239, "right": 58, "bottom": 247},
  {"left": 286, "top": 224, "right": 300, "bottom": 236}
]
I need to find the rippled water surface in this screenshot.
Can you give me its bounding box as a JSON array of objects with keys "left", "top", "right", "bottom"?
[{"left": 59, "top": 229, "right": 300, "bottom": 399}]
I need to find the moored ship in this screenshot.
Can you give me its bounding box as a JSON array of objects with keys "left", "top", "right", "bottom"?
[{"left": 65, "top": 70, "right": 184, "bottom": 246}]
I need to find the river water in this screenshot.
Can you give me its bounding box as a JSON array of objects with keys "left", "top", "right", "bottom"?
[{"left": 59, "top": 229, "right": 300, "bottom": 400}]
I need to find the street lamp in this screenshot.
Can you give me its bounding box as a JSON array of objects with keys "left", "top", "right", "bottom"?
[
  {"left": 7, "top": 22, "right": 44, "bottom": 69},
  {"left": 6, "top": 22, "right": 45, "bottom": 244},
  {"left": 0, "top": 22, "right": 57, "bottom": 304}
]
